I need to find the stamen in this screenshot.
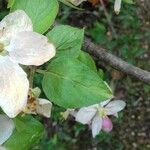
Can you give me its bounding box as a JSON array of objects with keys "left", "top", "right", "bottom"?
[{"left": 98, "top": 107, "right": 107, "bottom": 117}]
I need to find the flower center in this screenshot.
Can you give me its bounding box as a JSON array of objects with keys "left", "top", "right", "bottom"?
[
  {"left": 98, "top": 107, "right": 107, "bottom": 117},
  {"left": 23, "top": 91, "right": 37, "bottom": 114}
]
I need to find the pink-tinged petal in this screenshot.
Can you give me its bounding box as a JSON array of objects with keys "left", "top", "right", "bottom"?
[
  {"left": 8, "top": 31, "right": 56, "bottom": 66},
  {"left": 105, "top": 100, "right": 126, "bottom": 115},
  {"left": 0, "top": 10, "right": 32, "bottom": 40},
  {"left": 102, "top": 116, "right": 113, "bottom": 132},
  {"left": 36, "top": 98, "right": 52, "bottom": 118},
  {"left": 91, "top": 115, "right": 102, "bottom": 138},
  {"left": 75, "top": 105, "right": 97, "bottom": 124},
  {"left": 0, "top": 56, "right": 29, "bottom": 118},
  {"left": 0, "top": 115, "right": 15, "bottom": 145}
]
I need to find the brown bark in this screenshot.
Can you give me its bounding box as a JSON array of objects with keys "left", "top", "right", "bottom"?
[{"left": 83, "top": 38, "right": 150, "bottom": 84}]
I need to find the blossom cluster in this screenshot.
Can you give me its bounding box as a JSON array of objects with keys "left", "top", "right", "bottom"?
[
  {"left": 0, "top": 10, "right": 55, "bottom": 145},
  {"left": 62, "top": 99, "right": 126, "bottom": 137},
  {"left": 0, "top": 10, "right": 126, "bottom": 146}
]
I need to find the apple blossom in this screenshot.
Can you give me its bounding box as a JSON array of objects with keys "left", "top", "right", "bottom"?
[
  {"left": 71, "top": 99, "right": 126, "bottom": 137},
  {"left": 0, "top": 115, "right": 14, "bottom": 145},
  {"left": 0, "top": 10, "right": 56, "bottom": 118},
  {"left": 24, "top": 88, "right": 52, "bottom": 118}
]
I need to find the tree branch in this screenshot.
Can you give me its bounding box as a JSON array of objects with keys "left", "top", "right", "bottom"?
[{"left": 83, "top": 38, "right": 150, "bottom": 84}]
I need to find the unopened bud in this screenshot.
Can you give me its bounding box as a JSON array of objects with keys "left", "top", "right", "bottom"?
[{"left": 102, "top": 117, "right": 113, "bottom": 132}]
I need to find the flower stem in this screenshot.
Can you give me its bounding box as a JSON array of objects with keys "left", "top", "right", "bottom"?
[{"left": 29, "top": 66, "right": 36, "bottom": 88}]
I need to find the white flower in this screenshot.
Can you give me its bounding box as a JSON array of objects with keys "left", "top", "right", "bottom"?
[
  {"left": 114, "top": 0, "right": 122, "bottom": 14},
  {"left": 0, "top": 56, "right": 29, "bottom": 118},
  {"left": 24, "top": 88, "right": 52, "bottom": 118},
  {"left": 0, "top": 115, "right": 15, "bottom": 145},
  {"left": 0, "top": 10, "right": 56, "bottom": 118},
  {"left": 72, "top": 99, "right": 126, "bottom": 137}
]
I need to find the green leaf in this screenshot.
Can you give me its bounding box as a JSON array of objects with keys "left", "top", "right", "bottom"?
[
  {"left": 4, "top": 115, "right": 44, "bottom": 150},
  {"left": 46, "top": 25, "right": 84, "bottom": 58},
  {"left": 78, "top": 51, "right": 105, "bottom": 80},
  {"left": 10, "top": 0, "right": 59, "bottom": 33},
  {"left": 7, "top": 0, "right": 15, "bottom": 8},
  {"left": 78, "top": 51, "right": 97, "bottom": 72},
  {"left": 123, "top": 0, "right": 135, "bottom": 4},
  {"left": 98, "top": 69, "right": 104, "bottom": 79},
  {"left": 58, "top": 0, "right": 83, "bottom": 10},
  {"left": 42, "top": 57, "right": 113, "bottom": 108}
]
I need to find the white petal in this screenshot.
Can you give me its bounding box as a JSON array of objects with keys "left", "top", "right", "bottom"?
[
  {"left": 113, "top": 113, "right": 118, "bottom": 118},
  {"left": 91, "top": 115, "right": 102, "bottom": 138},
  {"left": 67, "top": 109, "right": 76, "bottom": 116},
  {"left": 0, "top": 10, "right": 32, "bottom": 40},
  {"left": 0, "top": 115, "right": 15, "bottom": 145},
  {"left": 100, "top": 99, "right": 111, "bottom": 107},
  {"left": 0, "top": 56, "right": 29, "bottom": 118},
  {"left": 8, "top": 31, "right": 56, "bottom": 66},
  {"left": 114, "top": 0, "right": 122, "bottom": 14},
  {"left": 75, "top": 105, "right": 97, "bottom": 124},
  {"left": 0, "top": 146, "right": 7, "bottom": 150},
  {"left": 37, "top": 98, "right": 52, "bottom": 118},
  {"left": 105, "top": 100, "right": 126, "bottom": 115}
]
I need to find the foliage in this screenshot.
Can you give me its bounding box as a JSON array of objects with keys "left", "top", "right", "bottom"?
[
  {"left": 42, "top": 56, "right": 112, "bottom": 108},
  {"left": 0, "top": 0, "right": 113, "bottom": 149},
  {"left": 46, "top": 25, "right": 84, "bottom": 57},
  {"left": 4, "top": 115, "right": 44, "bottom": 150},
  {"left": 10, "top": 0, "right": 59, "bottom": 33}
]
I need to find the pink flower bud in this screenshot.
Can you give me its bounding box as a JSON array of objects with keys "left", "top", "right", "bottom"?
[{"left": 102, "top": 117, "right": 113, "bottom": 132}]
